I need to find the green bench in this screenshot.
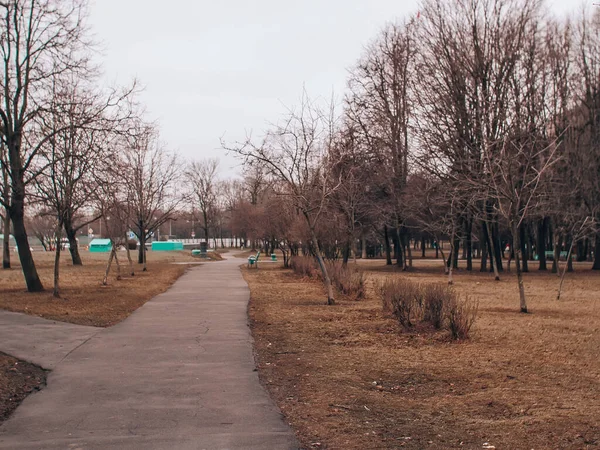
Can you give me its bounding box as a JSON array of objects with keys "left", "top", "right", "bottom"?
[{"left": 248, "top": 251, "right": 260, "bottom": 268}]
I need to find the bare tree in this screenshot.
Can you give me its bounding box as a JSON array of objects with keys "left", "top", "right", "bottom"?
[
  {"left": 33, "top": 75, "right": 134, "bottom": 269},
  {"left": 483, "top": 137, "right": 560, "bottom": 313},
  {"left": 572, "top": 7, "right": 600, "bottom": 270},
  {"left": 225, "top": 93, "right": 341, "bottom": 305},
  {"left": 185, "top": 158, "right": 218, "bottom": 244},
  {"left": 27, "top": 209, "right": 55, "bottom": 251},
  {"left": 121, "top": 124, "right": 182, "bottom": 271},
  {"left": 0, "top": 0, "right": 93, "bottom": 291},
  {"left": 346, "top": 20, "right": 416, "bottom": 269}
]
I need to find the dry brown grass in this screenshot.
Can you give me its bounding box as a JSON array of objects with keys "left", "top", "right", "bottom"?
[
  {"left": 0, "top": 249, "right": 198, "bottom": 327},
  {"left": 244, "top": 260, "right": 600, "bottom": 449}
]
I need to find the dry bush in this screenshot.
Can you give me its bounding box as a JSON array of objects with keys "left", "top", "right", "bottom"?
[
  {"left": 423, "top": 283, "right": 449, "bottom": 329},
  {"left": 379, "top": 277, "right": 422, "bottom": 328},
  {"left": 448, "top": 295, "right": 479, "bottom": 340},
  {"left": 380, "top": 277, "right": 477, "bottom": 339},
  {"left": 290, "top": 256, "right": 366, "bottom": 299},
  {"left": 325, "top": 261, "right": 366, "bottom": 300},
  {"left": 290, "top": 256, "right": 319, "bottom": 278}
]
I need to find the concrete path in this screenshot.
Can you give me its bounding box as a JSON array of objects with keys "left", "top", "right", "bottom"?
[
  {"left": 0, "top": 256, "right": 298, "bottom": 449},
  {"left": 0, "top": 310, "right": 100, "bottom": 370}
]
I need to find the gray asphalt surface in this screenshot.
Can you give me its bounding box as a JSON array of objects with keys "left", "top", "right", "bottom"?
[
  {"left": 0, "top": 310, "right": 100, "bottom": 370},
  {"left": 0, "top": 255, "right": 298, "bottom": 449}
]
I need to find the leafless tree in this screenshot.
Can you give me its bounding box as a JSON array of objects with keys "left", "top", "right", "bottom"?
[
  {"left": 33, "top": 75, "right": 134, "bottom": 270},
  {"left": 346, "top": 20, "right": 416, "bottom": 269},
  {"left": 120, "top": 124, "right": 182, "bottom": 271},
  {"left": 185, "top": 158, "right": 218, "bottom": 244},
  {"left": 27, "top": 209, "right": 55, "bottom": 251},
  {"left": 225, "top": 92, "right": 341, "bottom": 305},
  {"left": 0, "top": 0, "right": 93, "bottom": 291},
  {"left": 482, "top": 136, "right": 560, "bottom": 312},
  {"left": 572, "top": 6, "right": 600, "bottom": 270}
]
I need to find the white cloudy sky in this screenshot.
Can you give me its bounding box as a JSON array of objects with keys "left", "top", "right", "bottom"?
[{"left": 88, "top": 0, "right": 578, "bottom": 176}]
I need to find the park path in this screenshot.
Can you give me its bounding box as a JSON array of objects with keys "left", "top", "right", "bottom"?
[
  {"left": 0, "top": 310, "right": 100, "bottom": 370},
  {"left": 0, "top": 255, "right": 298, "bottom": 449}
]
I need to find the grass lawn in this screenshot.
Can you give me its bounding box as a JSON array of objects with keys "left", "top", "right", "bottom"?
[{"left": 244, "top": 259, "right": 600, "bottom": 449}]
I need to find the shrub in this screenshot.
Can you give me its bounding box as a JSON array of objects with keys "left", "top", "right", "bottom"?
[
  {"left": 423, "top": 283, "right": 449, "bottom": 329},
  {"left": 380, "top": 277, "right": 478, "bottom": 339},
  {"left": 325, "top": 261, "right": 366, "bottom": 300},
  {"left": 290, "top": 257, "right": 366, "bottom": 299},
  {"left": 448, "top": 295, "right": 478, "bottom": 340},
  {"left": 290, "top": 256, "right": 318, "bottom": 278},
  {"left": 127, "top": 239, "right": 137, "bottom": 250},
  {"left": 379, "top": 278, "right": 422, "bottom": 328}
]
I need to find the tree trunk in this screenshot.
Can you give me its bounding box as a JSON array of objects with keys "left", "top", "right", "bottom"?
[
  {"left": 421, "top": 235, "right": 426, "bottom": 258},
  {"left": 103, "top": 247, "right": 115, "bottom": 285},
  {"left": 480, "top": 222, "right": 488, "bottom": 272},
  {"left": 342, "top": 240, "right": 350, "bottom": 266},
  {"left": 361, "top": 235, "right": 367, "bottom": 259},
  {"left": 447, "top": 225, "right": 457, "bottom": 284},
  {"left": 576, "top": 240, "right": 585, "bottom": 262},
  {"left": 512, "top": 223, "right": 528, "bottom": 313},
  {"left": 395, "top": 227, "right": 404, "bottom": 269},
  {"left": 143, "top": 236, "right": 148, "bottom": 272},
  {"left": 64, "top": 219, "right": 83, "bottom": 266},
  {"left": 537, "top": 217, "right": 547, "bottom": 271},
  {"left": 466, "top": 219, "right": 473, "bottom": 271},
  {"left": 310, "top": 228, "right": 334, "bottom": 305},
  {"left": 113, "top": 245, "right": 122, "bottom": 280},
  {"left": 485, "top": 220, "right": 500, "bottom": 280},
  {"left": 520, "top": 222, "right": 528, "bottom": 272},
  {"left": 2, "top": 207, "right": 10, "bottom": 270},
  {"left": 557, "top": 237, "right": 576, "bottom": 301},
  {"left": 552, "top": 234, "right": 561, "bottom": 274},
  {"left": 11, "top": 205, "right": 44, "bottom": 292},
  {"left": 2, "top": 166, "right": 10, "bottom": 269},
  {"left": 53, "top": 221, "right": 63, "bottom": 298},
  {"left": 125, "top": 232, "right": 135, "bottom": 276},
  {"left": 593, "top": 231, "right": 600, "bottom": 270},
  {"left": 203, "top": 210, "right": 209, "bottom": 244},
  {"left": 447, "top": 234, "right": 459, "bottom": 270},
  {"left": 405, "top": 232, "right": 413, "bottom": 269},
  {"left": 566, "top": 234, "right": 574, "bottom": 273},
  {"left": 384, "top": 225, "right": 392, "bottom": 265},
  {"left": 492, "top": 220, "right": 504, "bottom": 273}
]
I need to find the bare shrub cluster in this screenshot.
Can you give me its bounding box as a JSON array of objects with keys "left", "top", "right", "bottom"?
[
  {"left": 290, "top": 256, "right": 319, "bottom": 278},
  {"left": 325, "top": 261, "right": 366, "bottom": 300},
  {"left": 290, "top": 256, "right": 366, "bottom": 300},
  {"left": 379, "top": 277, "right": 478, "bottom": 339}
]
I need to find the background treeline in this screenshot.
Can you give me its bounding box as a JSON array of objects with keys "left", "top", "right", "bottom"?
[
  {"left": 3, "top": 0, "right": 599, "bottom": 311},
  {"left": 223, "top": 0, "right": 600, "bottom": 309}
]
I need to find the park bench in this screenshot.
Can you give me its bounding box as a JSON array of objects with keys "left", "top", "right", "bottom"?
[{"left": 248, "top": 251, "right": 260, "bottom": 268}]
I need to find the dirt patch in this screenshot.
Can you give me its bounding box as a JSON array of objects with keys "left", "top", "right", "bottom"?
[
  {"left": 0, "top": 250, "right": 193, "bottom": 327},
  {"left": 0, "top": 353, "right": 46, "bottom": 424},
  {"left": 244, "top": 262, "right": 600, "bottom": 449}
]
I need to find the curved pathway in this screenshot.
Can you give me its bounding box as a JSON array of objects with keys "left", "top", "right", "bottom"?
[
  {"left": 0, "top": 256, "right": 298, "bottom": 449},
  {"left": 0, "top": 311, "right": 100, "bottom": 370}
]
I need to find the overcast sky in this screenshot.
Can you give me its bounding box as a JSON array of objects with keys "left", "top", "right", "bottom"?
[{"left": 88, "top": 0, "right": 578, "bottom": 177}]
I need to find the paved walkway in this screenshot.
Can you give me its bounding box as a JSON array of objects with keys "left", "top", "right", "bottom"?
[
  {"left": 0, "top": 256, "right": 298, "bottom": 449},
  {"left": 0, "top": 311, "right": 100, "bottom": 370}
]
